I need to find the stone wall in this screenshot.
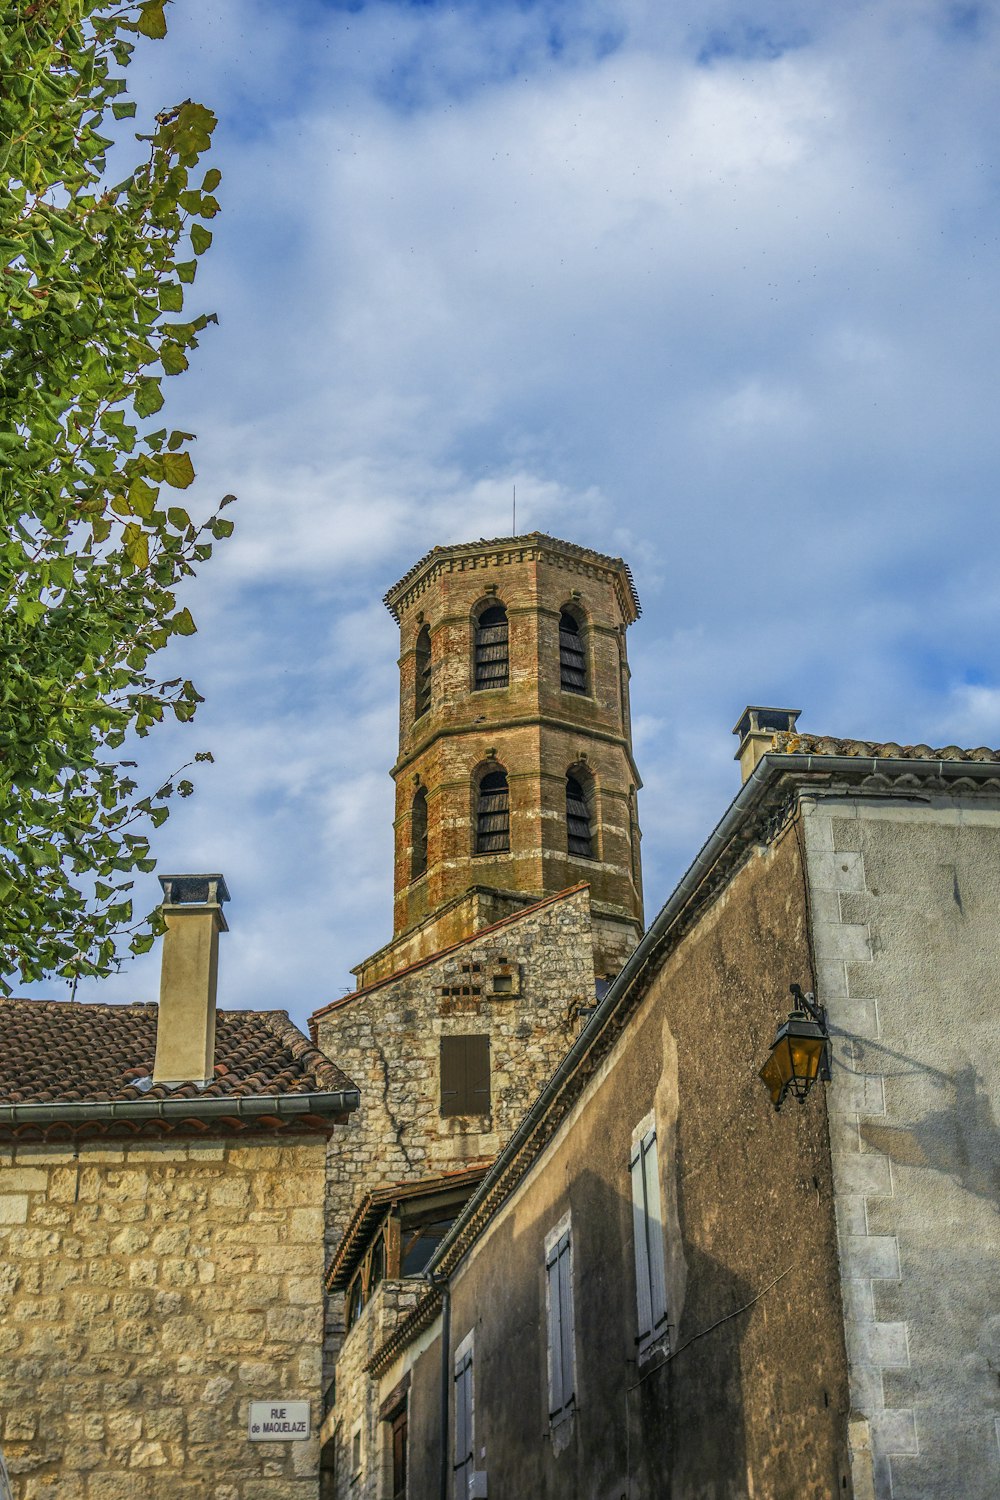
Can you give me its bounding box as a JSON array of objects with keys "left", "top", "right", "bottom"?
[
  {"left": 323, "top": 1280, "right": 424, "bottom": 1500},
  {"left": 0, "top": 1135, "right": 328, "bottom": 1500},
  {"left": 803, "top": 794, "right": 1000, "bottom": 1499},
  {"left": 316, "top": 884, "right": 596, "bottom": 1271}
]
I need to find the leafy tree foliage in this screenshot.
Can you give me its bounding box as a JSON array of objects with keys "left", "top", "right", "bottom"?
[{"left": 0, "top": 0, "right": 232, "bottom": 990}]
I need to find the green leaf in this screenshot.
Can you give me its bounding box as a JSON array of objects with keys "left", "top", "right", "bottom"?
[
  {"left": 134, "top": 377, "right": 164, "bottom": 417},
  {"left": 190, "top": 224, "right": 212, "bottom": 255},
  {"left": 123, "top": 524, "right": 150, "bottom": 570},
  {"left": 160, "top": 342, "right": 189, "bottom": 375},
  {"left": 112, "top": 101, "right": 137, "bottom": 119},
  {"left": 162, "top": 452, "right": 195, "bottom": 489},
  {"left": 158, "top": 282, "right": 183, "bottom": 313},
  {"left": 136, "top": 0, "right": 168, "bottom": 39},
  {"left": 172, "top": 608, "right": 197, "bottom": 636}
]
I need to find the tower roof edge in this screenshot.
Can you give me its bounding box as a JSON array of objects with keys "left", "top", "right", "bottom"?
[{"left": 382, "top": 532, "right": 641, "bottom": 624}]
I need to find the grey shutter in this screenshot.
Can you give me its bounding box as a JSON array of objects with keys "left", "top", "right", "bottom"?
[
  {"left": 641, "top": 1131, "right": 669, "bottom": 1333},
  {"left": 630, "top": 1139, "right": 653, "bottom": 1341},
  {"left": 556, "top": 1235, "right": 575, "bottom": 1409},
  {"left": 545, "top": 1244, "right": 563, "bottom": 1416},
  {"left": 453, "top": 1349, "right": 473, "bottom": 1495}
]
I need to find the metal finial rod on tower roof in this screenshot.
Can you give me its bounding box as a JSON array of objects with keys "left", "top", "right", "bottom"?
[{"left": 513, "top": 484, "right": 516, "bottom": 536}]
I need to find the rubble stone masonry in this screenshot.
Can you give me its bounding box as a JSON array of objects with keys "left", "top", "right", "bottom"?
[
  {"left": 315, "top": 884, "right": 597, "bottom": 1264},
  {"left": 0, "top": 1135, "right": 328, "bottom": 1500}
]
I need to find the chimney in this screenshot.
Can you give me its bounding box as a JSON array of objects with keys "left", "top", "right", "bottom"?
[
  {"left": 153, "top": 873, "right": 230, "bottom": 1087},
  {"left": 732, "top": 706, "right": 801, "bottom": 784}
]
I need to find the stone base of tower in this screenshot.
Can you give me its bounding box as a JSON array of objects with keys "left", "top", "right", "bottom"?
[
  {"left": 351, "top": 885, "right": 540, "bottom": 990},
  {"left": 351, "top": 882, "right": 642, "bottom": 991}
]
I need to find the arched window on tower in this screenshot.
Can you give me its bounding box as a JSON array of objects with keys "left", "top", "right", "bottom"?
[
  {"left": 566, "top": 771, "right": 594, "bottom": 859},
  {"left": 414, "top": 625, "right": 431, "bottom": 719},
  {"left": 411, "top": 786, "right": 428, "bottom": 881},
  {"left": 474, "top": 604, "right": 509, "bottom": 690},
  {"left": 559, "top": 609, "right": 587, "bottom": 694},
  {"left": 476, "top": 768, "right": 510, "bottom": 854}
]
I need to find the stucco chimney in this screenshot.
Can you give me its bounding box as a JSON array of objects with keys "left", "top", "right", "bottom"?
[
  {"left": 732, "top": 706, "right": 801, "bottom": 783},
  {"left": 153, "top": 873, "right": 230, "bottom": 1087}
]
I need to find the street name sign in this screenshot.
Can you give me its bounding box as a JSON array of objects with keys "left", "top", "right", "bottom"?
[{"left": 247, "top": 1401, "right": 311, "bottom": 1441}]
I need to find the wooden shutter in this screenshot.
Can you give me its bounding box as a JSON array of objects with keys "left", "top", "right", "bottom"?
[
  {"left": 391, "top": 1407, "right": 408, "bottom": 1500},
  {"left": 630, "top": 1127, "right": 668, "bottom": 1346},
  {"left": 411, "top": 788, "right": 428, "bottom": 881},
  {"left": 415, "top": 625, "right": 432, "bottom": 718},
  {"left": 453, "top": 1347, "right": 473, "bottom": 1495},
  {"left": 559, "top": 612, "right": 587, "bottom": 693},
  {"left": 476, "top": 771, "right": 509, "bottom": 854},
  {"left": 474, "top": 606, "right": 509, "bottom": 689},
  {"left": 566, "top": 776, "right": 593, "bottom": 858},
  {"left": 440, "top": 1036, "right": 491, "bottom": 1117},
  {"left": 546, "top": 1230, "right": 575, "bottom": 1419}
]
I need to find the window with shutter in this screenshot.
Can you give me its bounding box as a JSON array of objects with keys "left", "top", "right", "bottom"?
[
  {"left": 473, "top": 605, "right": 509, "bottom": 690},
  {"left": 440, "top": 1035, "right": 491, "bottom": 1117},
  {"left": 630, "top": 1123, "right": 669, "bottom": 1352},
  {"left": 414, "top": 625, "right": 432, "bottom": 718},
  {"left": 390, "top": 1405, "right": 408, "bottom": 1500},
  {"left": 559, "top": 609, "right": 587, "bottom": 693},
  {"left": 566, "top": 774, "right": 593, "bottom": 858},
  {"left": 410, "top": 787, "right": 428, "bottom": 881},
  {"left": 545, "top": 1224, "right": 576, "bottom": 1424},
  {"left": 475, "top": 769, "right": 509, "bottom": 854},
  {"left": 453, "top": 1337, "right": 474, "bottom": 1499}
]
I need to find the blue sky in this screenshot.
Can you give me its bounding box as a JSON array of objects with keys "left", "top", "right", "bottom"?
[{"left": 38, "top": 0, "right": 1000, "bottom": 1026}]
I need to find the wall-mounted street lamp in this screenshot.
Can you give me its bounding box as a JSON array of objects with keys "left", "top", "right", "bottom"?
[{"left": 759, "top": 984, "right": 831, "bottom": 1111}]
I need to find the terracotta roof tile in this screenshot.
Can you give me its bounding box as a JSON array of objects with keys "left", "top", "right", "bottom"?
[
  {"left": 0, "top": 999, "right": 356, "bottom": 1105},
  {"left": 772, "top": 733, "right": 1000, "bottom": 763}
]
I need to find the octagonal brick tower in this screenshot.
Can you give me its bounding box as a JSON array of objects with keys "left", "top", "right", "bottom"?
[{"left": 361, "top": 533, "right": 644, "bottom": 986}]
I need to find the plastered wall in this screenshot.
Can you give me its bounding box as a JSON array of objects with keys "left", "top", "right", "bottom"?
[{"left": 803, "top": 794, "right": 1000, "bottom": 1499}]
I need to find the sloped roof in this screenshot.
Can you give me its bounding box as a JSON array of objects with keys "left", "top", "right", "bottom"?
[
  {"left": 773, "top": 732, "right": 1000, "bottom": 762},
  {"left": 325, "top": 1166, "right": 488, "bottom": 1292},
  {"left": 0, "top": 999, "right": 359, "bottom": 1137}
]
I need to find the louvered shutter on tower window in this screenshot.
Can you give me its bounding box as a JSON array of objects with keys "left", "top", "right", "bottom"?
[
  {"left": 566, "top": 776, "right": 593, "bottom": 858},
  {"left": 477, "top": 771, "right": 509, "bottom": 853},
  {"left": 415, "top": 626, "right": 432, "bottom": 718},
  {"left": 559, "top": 612, "right": 587, "bottom": 693},
  {"left": 474, "top": 607, "right": 509, "bottom": 689}
]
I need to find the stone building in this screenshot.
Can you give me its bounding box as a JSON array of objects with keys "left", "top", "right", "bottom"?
[
  {"left": 0, "top": 877, "right": 359, "bottom": 1500},
  {"left": 323, "top": 707, "right": 1000, "bottom": 1500}
]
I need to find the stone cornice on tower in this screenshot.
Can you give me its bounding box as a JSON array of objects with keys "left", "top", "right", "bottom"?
[{"left": 383, "top": 532, "right": 642, "bottom": 626}]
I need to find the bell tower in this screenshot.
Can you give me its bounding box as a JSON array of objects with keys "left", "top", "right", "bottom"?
[{"left": 351, "top": 533, "right": 643, "bottom": 987}]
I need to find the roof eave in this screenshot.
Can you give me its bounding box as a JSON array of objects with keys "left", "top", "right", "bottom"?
[{"left": 0, "top": 1086, "right": 362, "bottom": 1133}]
